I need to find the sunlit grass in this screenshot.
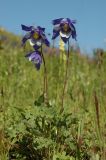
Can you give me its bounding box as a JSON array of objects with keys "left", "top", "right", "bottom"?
[{"left": 0, "top": 45, "right": 106, "bottom": 159}]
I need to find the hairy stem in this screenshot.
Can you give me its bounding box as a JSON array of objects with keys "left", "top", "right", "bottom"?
[{"left": 41, "top": 45, "right": 48, "bottom": 104}]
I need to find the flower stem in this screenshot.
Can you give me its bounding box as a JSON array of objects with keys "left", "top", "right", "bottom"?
[
  {"left": 41, "top": 45, "right": 48, "bottom": 104},
  {"left": 60, "top": 39, "right": 70, "bottom": 113}
]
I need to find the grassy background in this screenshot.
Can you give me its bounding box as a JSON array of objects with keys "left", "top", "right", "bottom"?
[{"left": 0, "top": 28, "right": 106, "bottom": 160}]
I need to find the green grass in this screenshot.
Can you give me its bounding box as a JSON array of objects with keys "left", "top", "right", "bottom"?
[{"left": 0, "top": 42, "right": 106, "bottom": 159}]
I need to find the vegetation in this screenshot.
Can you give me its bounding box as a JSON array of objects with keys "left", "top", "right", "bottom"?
[{"left": 0, "top": 28, "right": 106, "bottom": 160}]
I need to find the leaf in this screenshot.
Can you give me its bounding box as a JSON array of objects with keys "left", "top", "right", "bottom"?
[{"left": 34, "top": 94, "right": 44, "bottom": 106}]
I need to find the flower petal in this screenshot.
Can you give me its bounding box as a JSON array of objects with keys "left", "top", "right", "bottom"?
[
  {"left": 21, "top": 24, "right": 33, "bottom": 31},
  {"left": 61, "top": 37, "right": 69, "bottom": 43},
  {"left": 52, "top": 18, "right": 63, "bottom": 25},
  {"left": 52, "top": 30, "right": 59, "bottom": 40},
  {"left": 60, "top": 31, "right": 71, "bottom": 38},
  {"left": 25, "top": 51, "right": 42, "bottom": 70}
]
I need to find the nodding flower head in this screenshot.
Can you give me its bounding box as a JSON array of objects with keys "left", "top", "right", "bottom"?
[
  {"left": 21, "top": 24, "right": 50, "bottom": 49},
  {"left": 52, "top": 18, "right": 77, "bottom": 43},
  {"left": 25, "top": 50, "right": 42, "bottom": 70}
]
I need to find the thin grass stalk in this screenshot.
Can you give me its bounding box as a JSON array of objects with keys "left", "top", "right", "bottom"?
[
  {"left": 94, "top": 91, "right": 104, "bottom": 158},
  {"left": 94, "top": 91, "right": 100, "bottom": 130},
  {"left": 1, "top": 86, "right": 6, "bottom": 131}
]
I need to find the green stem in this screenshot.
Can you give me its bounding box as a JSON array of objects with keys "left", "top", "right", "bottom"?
[{"left": 41, "top": 45, "right": 48, "bottom": 104}]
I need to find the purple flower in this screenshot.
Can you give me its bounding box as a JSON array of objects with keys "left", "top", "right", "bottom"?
[
  {"left": 52, "top": 18, "right": 77, "bottom": 43},
  {"left": 21, "top": 24, "right": 50, "bottom": 50},
  {"left": 25, "top": 51, "right": 42, "bottom": 70}
]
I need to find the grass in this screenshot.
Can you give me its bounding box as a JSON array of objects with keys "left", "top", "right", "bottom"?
[{"left": 0, "top": 36, "right": 106, "bottom": 159}]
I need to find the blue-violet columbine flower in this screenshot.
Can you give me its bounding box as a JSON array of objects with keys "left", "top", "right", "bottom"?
[
  {"left": 52, "top": 18, "right": 77, "bottom": 43},
  {"left": 25, "top": 50, "right": 42, "bottom": 70},
  {"left": 21, "top": 24, "right": 50, "bottom": 50}
]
